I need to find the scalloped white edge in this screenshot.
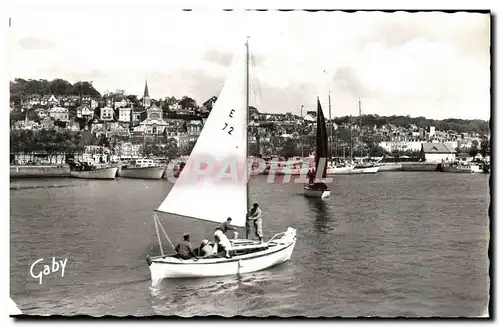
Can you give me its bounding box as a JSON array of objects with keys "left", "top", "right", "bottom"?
[{"left": 9, "top": 298, "right": 22, "bottom": 315}]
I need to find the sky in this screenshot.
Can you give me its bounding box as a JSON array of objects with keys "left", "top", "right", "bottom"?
[{"left": 9, "top": 10, "right": 490, "bottom": 120}]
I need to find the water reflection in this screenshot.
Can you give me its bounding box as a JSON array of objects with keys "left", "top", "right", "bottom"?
[
  {"left": 149, "top": 270, "right": 273, "bottom": 316},
  {"left": 305, "top": 198, "right": 332, "bottom": 233}
]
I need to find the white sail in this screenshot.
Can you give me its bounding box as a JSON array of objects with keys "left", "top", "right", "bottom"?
[{"left": 156, "top": 43, "right": 248, "bottom": 228}]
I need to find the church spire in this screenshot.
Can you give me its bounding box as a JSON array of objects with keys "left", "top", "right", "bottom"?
[
  {"left": 144, "top": 80, "right": 150, "bottom": 98},
  {"left": 143, "top": 79, "right": 151, "bottom": 108}
]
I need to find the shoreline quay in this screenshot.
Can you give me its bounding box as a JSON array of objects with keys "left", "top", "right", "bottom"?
[
  {"left": 10, "top": 162, "right": 444, "bottom": 179},
  {"left": 10, "top": 165, "right": 71, "bottom": 178}
]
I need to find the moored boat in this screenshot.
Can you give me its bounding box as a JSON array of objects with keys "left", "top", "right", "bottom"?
[
  {"left": 327, "top": 162, "right": 353, "bottom": 175},
  {"left": 442, "top": 161, "right": 483, "bottom": 173},
  {"left": 120, "top": 158, "right": 165, "bottom": 179},
  {"left": 69, "top": 162, "right": 118, "bottom": 180},
  {"left": 350, "top": 162, "right": 379, "bottom": 174}
]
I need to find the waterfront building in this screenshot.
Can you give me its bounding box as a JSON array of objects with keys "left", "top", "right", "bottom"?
[{"left": 421, "top": 142, "right": 456, "bottom": 162}]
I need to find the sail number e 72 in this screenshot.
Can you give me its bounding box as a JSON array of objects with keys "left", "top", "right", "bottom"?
[{"left": 222, "top": 109, "right": 236, "bottom": 135}]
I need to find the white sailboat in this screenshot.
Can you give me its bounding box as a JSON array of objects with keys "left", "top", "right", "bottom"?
[{"left": 146, "top": 38, "right": 297, "bottom": 285}]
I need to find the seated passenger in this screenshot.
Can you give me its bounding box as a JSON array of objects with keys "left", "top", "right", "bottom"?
[
  {"left": 175, "top": 233, "right": 197, "bottom": 260},
  {"left": 199, "top": 239, "right": 214, "bottom": 257}
]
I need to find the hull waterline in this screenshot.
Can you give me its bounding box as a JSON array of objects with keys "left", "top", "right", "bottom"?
[
  {"left": 361, "top": 166, "right": 379, "bottom": 174},
  {"left": 69, "top": 167, "right": 118, "bottom": 179},
  {"left": 327, "top": 166, "right": 353, "bottom": 175},
  {"left": 304, "top": 187, "right": 331, "bottom": 199},
  {"left": 120, "top": 166, "right": 165, "bottom": 179}
]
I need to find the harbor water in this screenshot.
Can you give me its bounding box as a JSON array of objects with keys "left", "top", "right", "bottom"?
[{"left": 10, "top": 172, "right": 490, "bottom": 317}]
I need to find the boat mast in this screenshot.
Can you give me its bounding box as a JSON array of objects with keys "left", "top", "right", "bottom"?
[
  {"left": 328, "top": 91, "right": 332, "bottom": 161},
  {"left": 245, "top": 36, "right": 250, "bottom": 211},
  {"left": 300, "top": 105, "right": 304, "bottom": 158},
  {"left": 359, "top": 98, "right": 363, "bottom": 159}
]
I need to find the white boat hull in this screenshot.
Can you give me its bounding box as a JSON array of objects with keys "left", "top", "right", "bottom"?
[
  {"left": 120, "top": 166, "right": 165, "bottom": 179},
  {"left": 69, "top": 167, "right": 118, "bottom": 179},
  {"left": 327, "top": 166, "right": 353, "bottom": 175},
  {"left": 361, "top": 166, "right": 379, "bottom": 174},
  {"left": 303, "top": 186, "right": 331, "bottom": 198},
  {"left": 350, "top": 166, "right": 379, "bottom": 174},
  {"left": 442, "top": 165, "right": 481, "bottom": 173},
  {"left": 148, "top": 228, "right": 296, "bottom": 284}
]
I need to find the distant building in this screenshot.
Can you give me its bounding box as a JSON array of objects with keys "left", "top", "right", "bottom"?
[
  {"left": 48, "top": 106, "right": 69, "bottom": 122},
  {"left": 36, "top": 108, "right": 48, "bottom": 119},
  {"left": 421, "top": 142, "right": 456, "bottom": 162},
  {"left": 41, "top": 116, "right": 55, "bottom": 129},
  {"left": 100, "top": 107, "right": 114, "bottom": 121},
  {"left": 428, "top": 126, "right": 436, "bottom": 138},
  {"left": 76, "top": 104, "right": 94, "bottom": 119},
  {"left": 135, "top": 104, "right": 167, "bottom": 135},
  {"left": 90, "top": 99, "right": 99, "bottom": 110},
  {"left": 80, "top": 95, "right": 92, "bottom": 104},
  {"left": 28, "top": 94, "right": 41, "bottom": 106},
  {"left": 303, "top": 111, "right": 316, "bottom": 122},
  {"left": 47, "top": 94, "right": 59, "bottom": 107},
  {"left": 118, "top": 107, "right": 132, "bottom": 122}
]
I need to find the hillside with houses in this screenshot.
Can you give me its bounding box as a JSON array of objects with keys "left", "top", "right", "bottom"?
[{"left": 9, "top": 78, "right": 491, "bottom": 164}]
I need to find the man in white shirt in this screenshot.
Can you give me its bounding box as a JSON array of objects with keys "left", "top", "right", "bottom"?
[
  {"left": 247, "top": 203, "right": 263, "bottom": 242},
  {"left": 214, "top": 229, "right": 232, "bottom": 258}
]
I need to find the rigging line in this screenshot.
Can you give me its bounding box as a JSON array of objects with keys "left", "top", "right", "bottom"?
[
  {"left": 153, "top": 214, "right": 164, "bottom": 256},
  {"left": 154, "top": 213, "right": 175, "bottom": 251}
]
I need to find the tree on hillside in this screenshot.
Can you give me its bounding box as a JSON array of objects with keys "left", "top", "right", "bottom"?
[
  {"left": 279, "top": 139, "right": 300, "bottom": 158},
  {"left": 179, "top": 96, "right": 198, "bottom": 110},
  {"left": 73, "top": 81, "right": 101, "bottom": 98},
  {"left": 104, "top": 89, "right": 126, "bottom": 99},
  {"left": 54, "top": 120, "right": 67, "bottom": 129},
  {"left": 368, "top": 145, "right": 386, "bottom": 157},
  {"left": 179, "top": 141, "right": 196, "bottom": 156},
  {"left": 97, "top": 134, "right": 110, "bottom": 147},
  {"left": 10, "top": 78, "right": 102, "bottom": 100},
  {"left": 126, "top": 94, "right": 139, "bottom": 103},
  {"left": 50, "top": 79, "right": 74, "bottom": 95},
  {"left": 480, "top": 138, "right": 490, "bottom": 158},
  {"left": 249, "top": 143, "right": 260, "bottom": 156},
  {"left": 469, "top": 139, "right": 479, "bottom": 157},
  {"left": 163, "top": 138, "right": 179, "bottom": 159}
]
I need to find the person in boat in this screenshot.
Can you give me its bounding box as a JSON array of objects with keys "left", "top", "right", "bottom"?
[
  {"left": 247, "top": 203, "right": 263, "bottom": 242},
  {"left": 214, "top": 228, "right": 232, "bottom": 258},
  {"left": 175, "top": 233, "right": 197, "bottom": 260},
  {"left": 219, "top": 217, "right": 238, "bottom": 237},
  {"left": 307, "top": 168, "right": 315, "bottom": 185},
  {"left": 196, "top": 239, "right": 214, "bottom": 257}
]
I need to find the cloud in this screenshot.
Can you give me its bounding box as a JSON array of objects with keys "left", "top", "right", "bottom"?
[
  {"left": 17, "top": 37, "right": 56, "bottom": 50},
  {"left": 333, "top": 66, "right": 377, "bottom": 98},
  {"left": 145, "top": 69, "right": 225, "bottom": 103},
  {"left": 204, "top": 49, "right": 232, "bottom": 67}
]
